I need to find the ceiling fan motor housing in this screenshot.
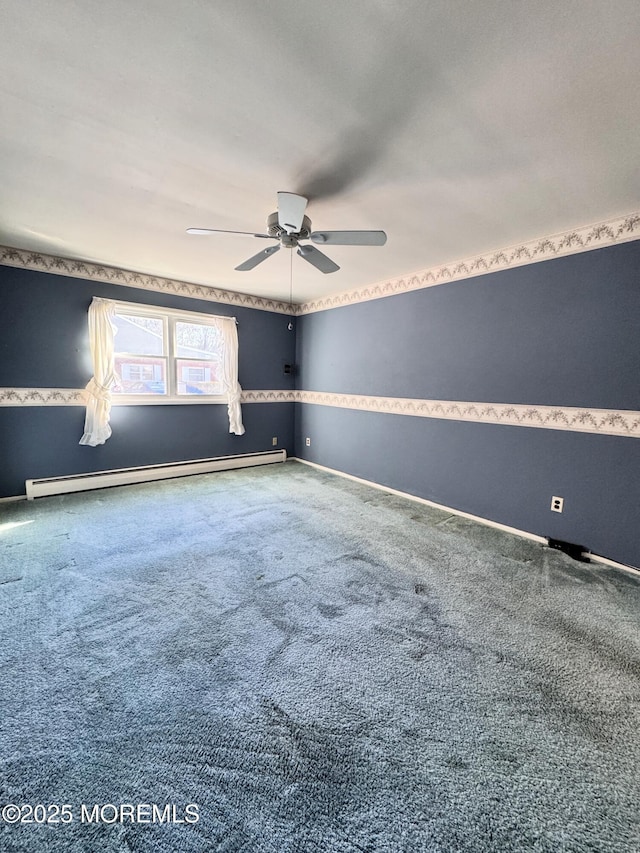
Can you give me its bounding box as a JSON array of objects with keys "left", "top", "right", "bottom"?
[{"left": 267, "top": 211, "right": 311, "bottom": 246}]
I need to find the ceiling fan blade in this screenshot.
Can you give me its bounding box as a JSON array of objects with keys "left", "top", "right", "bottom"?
[
  {"left": 297, "top": 244, "right": 340, "bottom": 274},
  {"left": 310, "top": 230, "right": 387, "bottom": 246},
  {"left": 235, "top": 244, "right": 280, "bottom": 271},
  {"left": 277, "top": 192, "right": 308, "bottom": 234},
  {"left": 187, "top": 228, "right": 272, "bottom": 239}
]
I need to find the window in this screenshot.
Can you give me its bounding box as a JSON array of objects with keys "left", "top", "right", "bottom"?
[
  {"left": 175, "top": 320, "right": 223, "bottom": 396},
  {"left": 111, "top": 304, "right": 225, "bottom": 401},
  {"left": 80, "top": 297, "right": 244, "bottom": 447}
]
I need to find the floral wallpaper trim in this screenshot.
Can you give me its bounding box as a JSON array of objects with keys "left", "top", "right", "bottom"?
[
  {"left": 3, "top": 388, "right": 638, "bottom": 438},
  {"left": 2, "top": 211, "right": 639, "bottom": 317},
  {"left": 0, "top": 388, "right": 87, "bottom": 406},
  {"left": 296, "top": 212, "right": 640, "bottom": 314},
  {"left": 0, "top": 246, "right": 293, "bottom": 315},
  {"left": 245, "top": 390, "right": 640, "bottom": 438}
]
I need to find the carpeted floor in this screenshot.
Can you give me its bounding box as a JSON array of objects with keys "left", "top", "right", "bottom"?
[{"left": 0, "top": 460, "right": 639, "bottom": 852}]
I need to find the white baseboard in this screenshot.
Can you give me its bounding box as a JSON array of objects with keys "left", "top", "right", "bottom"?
[
  {"left": 26, "top": 450, "right": 287, "bottom": 499},
  {"left": 291, "top": 458, "right": 640, "bottom": 578},
  {"left": 586, "top": 553, "right": 640, "bottom": 577}
]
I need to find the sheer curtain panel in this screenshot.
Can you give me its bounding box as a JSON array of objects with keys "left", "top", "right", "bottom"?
[
  {"left": 79, "top": 297, "right": 117, "bottom": 446},
  {"left": 220, "top": 318, "right": 245, "bottom": 435}
]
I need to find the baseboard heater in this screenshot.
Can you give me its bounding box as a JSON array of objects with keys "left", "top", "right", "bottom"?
[{"left": 25, "top": 449, "right": 287, "bottom": 500}]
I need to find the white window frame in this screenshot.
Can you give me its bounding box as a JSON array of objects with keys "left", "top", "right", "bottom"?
[{"left": 110, "top": 300, "right": 231, "bottom": 406}]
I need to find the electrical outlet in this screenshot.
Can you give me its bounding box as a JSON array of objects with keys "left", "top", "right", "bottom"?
[
  {"left": 305, "top": 437, "right": 311, "bottom": 447},
  {"left": 272, "top": 436, "right": 278, "bottom": 446},
  {"left": 551, "top": 496, "right": 564, "bottom": 513}
]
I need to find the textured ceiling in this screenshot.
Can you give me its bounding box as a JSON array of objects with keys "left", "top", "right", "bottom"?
[{"left": 1, "top": 1, "right": 639, "bottom": 303}]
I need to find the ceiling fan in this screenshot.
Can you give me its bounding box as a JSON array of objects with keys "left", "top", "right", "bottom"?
[{"left": 187, "top": 192, "right": 386, "bottom": 274}]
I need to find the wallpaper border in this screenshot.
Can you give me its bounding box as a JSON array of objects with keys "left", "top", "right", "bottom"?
[
  {"left": 258, "top": 391, "right": 640, "bottom": 437},
  {"left": 296, "top": 212, "right": 640, "bottom": 314},
  {"left": 0, "top": 246, "right": 294, "bottom": 315},
  {"left": 0, "top": 388, "right": 86, "bottom": 406},
  {"left": 3, "top": 388, "right": 638, "bottom": 438},
  {"left": 0, "top": 388, "right": 294, "bottom": 407},
  {"left": 2, "top": 210, "right": 639, "bottom": 316}
]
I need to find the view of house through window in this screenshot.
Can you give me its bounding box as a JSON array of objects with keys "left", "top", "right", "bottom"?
[
  {"left": 175, "top": 320, "right": 223, "bottom": 395},
  {"left": 112, "top": 307, "right": 225, "bottom": 399}
]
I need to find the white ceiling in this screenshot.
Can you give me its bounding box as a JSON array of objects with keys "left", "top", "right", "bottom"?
[{"left": 1, "top": 0, "right": 639, "bottom": 304}]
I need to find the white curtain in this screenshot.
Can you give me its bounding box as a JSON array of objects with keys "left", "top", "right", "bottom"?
[
  {"left": 79, "top": 298, "right": 117, "bottom": 446},
  {"left": 219, "top": 317, "right": 245, "bottom": 435}
]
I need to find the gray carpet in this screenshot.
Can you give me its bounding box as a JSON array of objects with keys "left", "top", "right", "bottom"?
[{"left": 0, "top": 460, "right": 639, "bottom": 852}]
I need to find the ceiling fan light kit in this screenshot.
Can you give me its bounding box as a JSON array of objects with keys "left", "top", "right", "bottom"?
[{"left": 187, "top": 191, "right": 386, "bottom": 274}]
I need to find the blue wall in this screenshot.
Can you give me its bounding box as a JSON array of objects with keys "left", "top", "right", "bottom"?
[
  {"left": 0, "top": 265, "right": 295, "bottom": 497},
  {"left": 2, "top": 241, "right": 639, "bottom": 569},
  {"left": 294, "top": 241, "right": 640, "bottom": 569}
]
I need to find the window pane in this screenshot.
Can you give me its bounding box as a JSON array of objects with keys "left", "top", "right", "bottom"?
[
  {"left": 113, "top": 314, "right": 164, "bottom": 355},
  {"left": 176, "top": 359, "right": 222, "bottom": 395},
  {"left": 175, "top": 321, "right": 221, "bottom": 359},
  {"left": 113, "top": 356, "right": 167, "bottom": 394}
]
